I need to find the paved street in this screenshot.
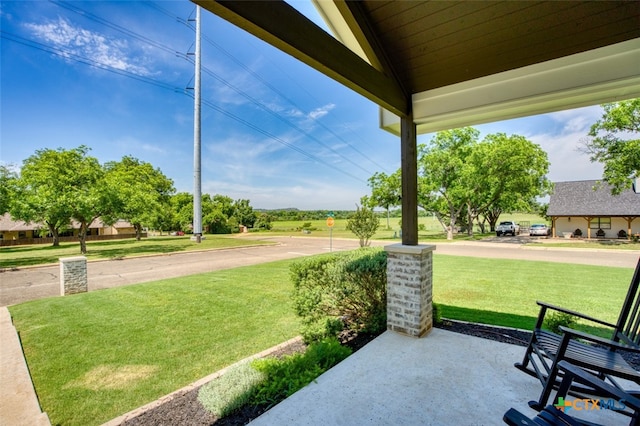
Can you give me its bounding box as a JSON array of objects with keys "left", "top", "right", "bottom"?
[{"left": 1, "top": 236, "right": 638, "bottom": 306}]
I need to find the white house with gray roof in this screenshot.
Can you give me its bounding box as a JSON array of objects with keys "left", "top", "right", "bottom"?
[{"left": 547, "top": 180, "right": 640, "bottom": 239}]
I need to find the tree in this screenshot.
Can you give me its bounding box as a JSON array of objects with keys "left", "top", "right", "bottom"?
[
  {"left": 232, "top": 199, "right": 256, "bottom": 228},
  {"left": 465, "top": 133, "right": 551, "bottom": 233},
  {"left": 367, "top": 171, "right": 401, "bottom": 230},
  {"left": 418, "top": 127, "right": 479, "bottom": 240},
  {"left": 0, "top": 165, "right": 17, "bottom": 215},
  {"left": 346, "top": 201, "right": 380, "bottom": 247},
  {"left": 11, "top": 146, "right": 116, "bottom": 253},
  {"left": 65, "top": 151, "right": 115, "bottom": 254},
  {"left": 11, "top": 147, "right": 84, "bottom": 246},
  {"left": 583, "top": 99, "right": 640, "bottom": 194},
  {"left": 254, "top": 212, "right": 273, "bottom": 230},
  {"left": 171, "top": 192, "right": 194, "bottom": 232},
  {"left": 103, "top": 156, "right": 175, "bottom": 240}
]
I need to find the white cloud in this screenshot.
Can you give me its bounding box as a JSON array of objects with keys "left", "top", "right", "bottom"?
[
  {"left": 308, "top": 103, "right": 335, "bottom": 120},
  {"left": 526, "top": 106, "right": 604, "bottom": 183},
  {"left": 25, "top": 17, "right": 153, "bottom": 76}
]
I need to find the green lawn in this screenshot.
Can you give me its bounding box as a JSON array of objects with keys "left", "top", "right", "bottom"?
[
  {"left": 0, "top": 235, "right": 271, "bottom": 268},
  {"left": 8, "top": 253, "right": 636, "bottom": 425},
  {"left": 9, "top": 259, "right": 300, "bottom": 426}
]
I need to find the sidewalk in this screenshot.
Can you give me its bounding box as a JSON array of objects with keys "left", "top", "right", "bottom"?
[{"left": 0, "top": 307, "right": 50, "bottom": 426}]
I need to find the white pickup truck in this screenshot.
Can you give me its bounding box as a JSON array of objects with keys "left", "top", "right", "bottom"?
[{"left": 496, "top": 221, "right": 520, "bottom": 236}]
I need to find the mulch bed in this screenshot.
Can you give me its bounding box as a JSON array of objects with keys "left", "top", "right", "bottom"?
[{"left": 121, "top": 321, "right": 532, "bottom": 426}]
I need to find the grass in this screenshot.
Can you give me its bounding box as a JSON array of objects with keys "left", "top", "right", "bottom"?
[
  {"left": 0, "top": 235, "right": 271, "bottom": 268},
  {"left": 8, "top": 253, "right": 637, "bottom": 425},
  {"left": 432, "top": 255, "right": 632, "bottom": 331},
  {"left": 268, "top": 212, "right": 549, "bottom": 240},
  {"left": 8, "top": 259, "right": 300, "bottom": 426}
]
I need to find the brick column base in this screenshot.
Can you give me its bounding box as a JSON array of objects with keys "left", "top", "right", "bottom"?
[
  {"left": 59, "top": 256, "right": 88, "bottom": 296},
  {"left": 385, "top": 244, "right": 435, "bottom": 338}
]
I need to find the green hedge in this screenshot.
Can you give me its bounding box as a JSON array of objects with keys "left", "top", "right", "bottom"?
[{"left": 291, "top": 248, "right": 387, "bottom": 342}]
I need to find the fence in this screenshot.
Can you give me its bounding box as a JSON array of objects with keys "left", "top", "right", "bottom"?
[{"left": 0, "top": 233, "right": 146, "bottom": 247}]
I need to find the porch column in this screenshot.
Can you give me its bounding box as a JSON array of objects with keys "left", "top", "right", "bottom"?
[
  {"left": 400, "top": 111, "right": 418, "bottom": 245},
  {"left": 385, "top": 112, "right": 434, "bottom": 338},
  {"left": 385, "top": 243, "right": 435, "bottom": 337}
]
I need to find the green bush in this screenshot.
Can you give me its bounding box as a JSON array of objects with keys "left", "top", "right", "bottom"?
[
  {"left": 197, "top": 362, "right": 266, "bottom": 418},
  {"left": 291, "top": 248, "right": 387, "bottom": 343},
  {"left": 251, "top": 338, "right": 351, "bottom": 405},
  {"left": 432, "top": 301, "right": 442, "bottom": 325},
  {"left": 544, "top": 312, "right": 578, "bottom": 334}
]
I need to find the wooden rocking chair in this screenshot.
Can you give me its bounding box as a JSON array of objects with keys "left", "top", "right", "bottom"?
[
  {"left": 505, "top": 361, "right": 640, "bottom": 425},
  {"left": 515, "top": 257, "right": 640, "bottom": 413}
]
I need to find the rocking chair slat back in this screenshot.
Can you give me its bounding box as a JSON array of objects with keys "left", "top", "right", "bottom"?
[{"left": 616, "top": 258, "right": 640, "bottom": 346}]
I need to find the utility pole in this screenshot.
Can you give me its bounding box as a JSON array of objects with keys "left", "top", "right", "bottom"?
[{"left": 192, "top": 5, "right": 202, "bottom": 243}]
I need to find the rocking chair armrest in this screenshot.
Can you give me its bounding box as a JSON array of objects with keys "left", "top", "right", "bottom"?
[
  {"left": 558, "top": 326, "right": 640, "bottom": 353},
  {"left": 536, "top": 301, "right": 617, "bottom": 328},
  {"left": 557, "top": 360, "right": 640, "bottom": 412}
]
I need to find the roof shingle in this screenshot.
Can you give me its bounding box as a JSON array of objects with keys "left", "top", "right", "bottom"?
[{"left": 547, "top": 180, "right": 640, "bottom": 217}]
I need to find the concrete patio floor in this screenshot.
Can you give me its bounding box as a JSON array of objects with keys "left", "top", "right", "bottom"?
[{"left": 250, "top": 328, "right": 633, "bottom": 426}]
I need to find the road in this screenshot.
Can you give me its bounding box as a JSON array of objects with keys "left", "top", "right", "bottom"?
[{"left": 1, "top": 236, "right": 638, "bottom": 306}]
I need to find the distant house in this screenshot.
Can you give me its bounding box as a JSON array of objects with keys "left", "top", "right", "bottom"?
[
  {"left": 547, "top": 180, "right": 640, "bottom": 239},
  {"left": 0, "top": 214, "right": 138, "bottom": 246}
]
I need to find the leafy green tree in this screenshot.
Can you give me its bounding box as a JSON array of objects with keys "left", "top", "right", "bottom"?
[
  {"left": 66, "top": 152, "right": 116, "bottom": 254},
  {"left": 12, "top": 147, "right": 85, "bottom": 247},
  {"left": 346, "top": 201, "right": 380, "bottom": 247},
  {"left": 583, "top": 99, "right": 640, "bottom": 194},
  {"left": 465, "top": 133, "right": 551, "bottom": 233},
  {"left": 0, "top": 165, "right": 17, "bottom": 215},
  {"left": 254, "top": 212, "right": 273, "bottom": 230},
  {"left": 171, "top": 192, "right": 194, "bottom": 232},
  {"left": 418, "top": 127, "right": 478, "bottom": 239},
  {"left": 232, "top": 199, "right": 256, "bottom": 228},
  {"left": 367, "top": 171, "right": 401, "bottom": 230},
  {"left": 204, "top": 209, "right": 232, "bottom": 234},
  {"left": 213, "top": 194, "right": 234, "bottom": 218},
  {"left": 103, "top": 156, "right": 175, "bottom": 240}
]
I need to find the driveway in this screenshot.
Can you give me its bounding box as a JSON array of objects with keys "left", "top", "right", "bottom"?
[{"left": 1, "top": 236, "right": 638, "bottom": 306}]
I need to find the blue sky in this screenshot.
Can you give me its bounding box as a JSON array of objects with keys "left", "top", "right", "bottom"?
[{"left": 1, "top": 1, "right": 605, "bottom": 210}]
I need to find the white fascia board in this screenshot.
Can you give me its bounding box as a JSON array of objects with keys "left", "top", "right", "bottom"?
[
  {"left": 312, "top": 0, "right": 370, "bottom": 65},
  {"left": 380, "top": 38, "right": 640, "bottom": 136}
]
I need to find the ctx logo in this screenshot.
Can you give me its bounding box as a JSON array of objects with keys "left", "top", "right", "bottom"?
[{"left": 555, "top": 396, "right": 627, "bottom": 412}]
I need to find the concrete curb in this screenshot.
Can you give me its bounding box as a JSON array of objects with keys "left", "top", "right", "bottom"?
[
  {"left": 101, "top": 336, "right": 304, "bottom": 426},
  {"left": 0, "top": 307, "right": 50, "bottom": 426}
]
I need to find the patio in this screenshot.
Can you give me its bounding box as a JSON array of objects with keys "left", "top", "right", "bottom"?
[{"left": 250, "top": 328, "right": 635, "bottom": 426}]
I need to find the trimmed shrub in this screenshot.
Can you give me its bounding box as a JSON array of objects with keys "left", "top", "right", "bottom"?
[
  {"left": 251, "top": 338, "right": 351, "bottom": 405},
  {"left": 544, "top": 312, "right": 578, "bottom": 334},
  {"left": 432, "top": 301, "right": 442, "bottom": 325},
  {"left": 291, "top": 248, "right": 387, "bottom": 343},
  {"left": 197, "top": 361, "right": 266, "bottom": 418}
]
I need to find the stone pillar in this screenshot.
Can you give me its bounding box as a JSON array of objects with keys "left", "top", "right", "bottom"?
[
  {"left": 385, "top": 244, "right": 435, "bottom": 338},
  {"left": 59, "top": 256, "right": 88, "bottom": 296}
]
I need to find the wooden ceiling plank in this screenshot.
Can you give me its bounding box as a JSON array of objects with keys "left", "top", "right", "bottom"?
[
  {"left": 192, "top": 0, "right": 409, "bottom": 116},
  {"left": 405, "top": 4, "right": 640, "bottom": 91}
]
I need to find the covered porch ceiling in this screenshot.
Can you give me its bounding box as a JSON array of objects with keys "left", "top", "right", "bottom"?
[{"left": 192, "top": 0, "right": 640, "bottom": 135}]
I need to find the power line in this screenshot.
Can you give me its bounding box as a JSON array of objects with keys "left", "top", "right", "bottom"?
[
  {"left": 1, "top": 31, "right": 181, "bottom": 92},
  {"left": 192, "top": 22, "right": 391, "bottom": 174},
  {"left": 186, "top": 92, "right": 367, "bottom": 183},
  {"left": 49, "top": 0, "right": 374, "bottom": 178},
  {"left": 2, "top": 31, "right": 367, "bottom": 184}
]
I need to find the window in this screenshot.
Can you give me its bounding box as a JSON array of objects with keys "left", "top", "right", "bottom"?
[{"left": 590, "top": 217, "right": 611, "bottom": 229}]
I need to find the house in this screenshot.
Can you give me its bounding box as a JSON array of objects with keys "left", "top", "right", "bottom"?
[
  {"left": 547, "top": 180, "right": 640, "bottom": 239},
  {"left": 0, "top": 213, "right": 138, "bottom": 246}
]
